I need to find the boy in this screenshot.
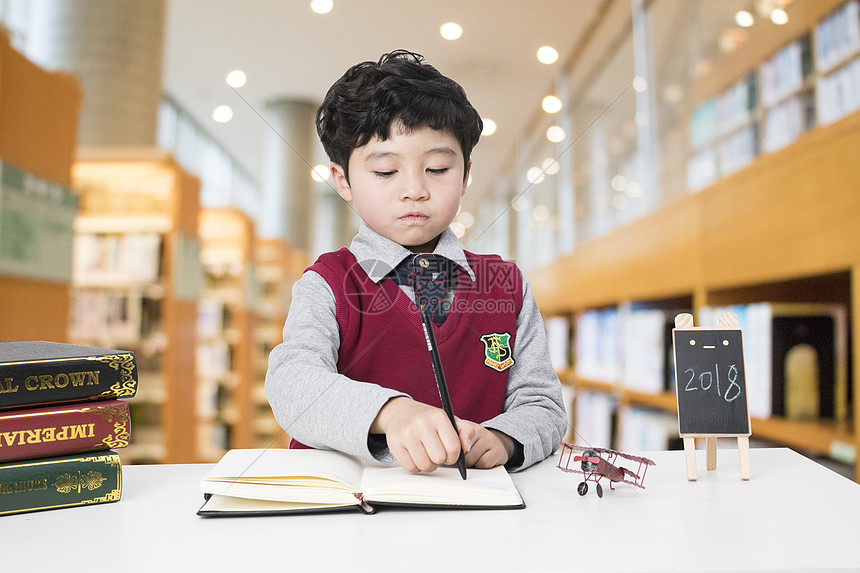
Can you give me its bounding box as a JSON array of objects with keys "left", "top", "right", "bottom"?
[{"left": 265, "top": 50, "right": 566, "bottom": 473}]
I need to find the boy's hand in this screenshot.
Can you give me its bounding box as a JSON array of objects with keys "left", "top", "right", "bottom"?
[
  {"left": 370, "top": 397, "right": 515, "bottom": 472},
  {"left": 457, "top": 421, "right": 515, "bottom": 469},
  {"left": 371, "top": 397, "right": 462, "bottom": 473}
]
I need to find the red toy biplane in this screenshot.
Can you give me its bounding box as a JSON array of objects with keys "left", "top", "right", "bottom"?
[{"left": 557, "top": 443, "right": 656, "bottom": 498}]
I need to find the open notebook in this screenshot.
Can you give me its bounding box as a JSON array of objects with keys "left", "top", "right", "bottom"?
[{"left": 198, "top": 448, "right": 524, "bottom": 516}]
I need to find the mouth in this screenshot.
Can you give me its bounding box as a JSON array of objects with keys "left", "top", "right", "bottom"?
[{"left": 399, "top": 212, "right": 429, "bottom": 222}]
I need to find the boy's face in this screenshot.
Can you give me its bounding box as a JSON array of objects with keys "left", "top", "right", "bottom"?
[{"left": 331, "top": 124, "right": 470, "bottom": 253}]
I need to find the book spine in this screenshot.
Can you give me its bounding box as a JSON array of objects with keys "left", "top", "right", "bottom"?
[
  {"left": 0, "top": 400, "right": 130, "bottom": 462},
  {"left": 0, "top": 451, "right": 122, "bottom": 516},
  {"left": 0, "top": 352, "right": 138, "bottom": 410}
]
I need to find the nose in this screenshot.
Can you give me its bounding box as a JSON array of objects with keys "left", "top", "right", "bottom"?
[{"left": 399, "top": 170, "right": 429, "bottom": 201}]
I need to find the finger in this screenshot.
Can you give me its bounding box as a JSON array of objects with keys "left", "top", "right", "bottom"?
[
  {"left": 456, "top": 421, "right": 476, "bottom": 454},
  {"left": 388, "top": 442, "right": 420, "bottom": 473},
  {"left": 434, "top": 425, "right": 463, "bottom": 466},
  {"left": 405, "top": 439, "right": 438, "bottom": 473},
  {"left": 423, "top": 432, "right": 453, "bottom": 467},
  {"left": 472, "top": 446, "right": 506, "bottom": 469},
  {"left": 464, "top": 438, "right": 491, "bottom": 467}
]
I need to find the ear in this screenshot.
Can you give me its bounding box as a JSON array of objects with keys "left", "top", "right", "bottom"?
[
  {"left": 331, "top": 163, "right": 353, "bottom": 202},
  {"left": 461, "top": 160, "right": 472, "bottom": 197}
]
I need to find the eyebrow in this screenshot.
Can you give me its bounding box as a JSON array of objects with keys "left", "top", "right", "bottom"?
[{"left": 363, "top": 146, "right": 459, "bottom": 163}]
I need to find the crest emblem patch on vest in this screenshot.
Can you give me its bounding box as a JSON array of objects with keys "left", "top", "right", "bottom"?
[{"left": 480, "top": 332, "right": 515, "bottom": 372}]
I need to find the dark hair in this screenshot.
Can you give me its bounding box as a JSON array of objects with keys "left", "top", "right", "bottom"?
[{"left": 316, "top": 50, "right": 483, "bottom": 183}]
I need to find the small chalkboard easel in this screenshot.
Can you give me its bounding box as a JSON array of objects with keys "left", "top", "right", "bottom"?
[{"left": 673, "top": 313, "right": 751, "bottom": 481}]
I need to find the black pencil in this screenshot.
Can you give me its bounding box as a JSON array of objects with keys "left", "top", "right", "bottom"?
[{"left": 419, "top": 306, "right": 467, "bottom": 480}]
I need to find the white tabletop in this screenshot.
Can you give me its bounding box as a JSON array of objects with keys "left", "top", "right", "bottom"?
[{"left": 3, "top": 448, "right": 859, "bottom": 572}]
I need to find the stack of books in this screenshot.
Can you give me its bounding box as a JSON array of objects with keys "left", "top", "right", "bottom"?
[{"left": 0, "top": 341, "right": 138, "bottom": 516}]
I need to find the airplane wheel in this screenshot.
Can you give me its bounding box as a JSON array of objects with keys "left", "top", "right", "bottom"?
[
  {"left": 577, "top": 482, "right": 588, "bottom": 496},
  {"left": 596, "top": 484, "right": 603, "bottom": 498}
]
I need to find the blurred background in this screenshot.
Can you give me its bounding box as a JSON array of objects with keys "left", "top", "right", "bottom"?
[{"left": 0, "top": 0, "right": 857, "bottom": 480}]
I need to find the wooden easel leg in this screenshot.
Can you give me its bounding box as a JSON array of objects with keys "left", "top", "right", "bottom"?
[
  {"left": 684, "top": 437, "right": 697, "bottom": 481},
  {"left": 738, "top": 436, "right": 751, "bottom": 481},
  {"left": 706, "top": 437, "right": 717, "bottom": 471}
]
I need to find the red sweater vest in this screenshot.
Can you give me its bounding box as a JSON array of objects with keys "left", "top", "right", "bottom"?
[{"left": 290, "top": 248, "right": 522, "bottom": 449}]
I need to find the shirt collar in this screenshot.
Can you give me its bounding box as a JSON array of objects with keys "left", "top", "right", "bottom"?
[{"left": 349, "top": 220, "right": 475, "bottom": 284}]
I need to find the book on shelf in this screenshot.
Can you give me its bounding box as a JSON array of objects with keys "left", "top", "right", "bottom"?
[
  {"left": 545, "top": 315, "right": 572, "bottom": 372},
  {"left": 0, "top": 341, "right": 138, "bottom": 410},
  {"left": 762, "top": 95, "right": 811, "bottom": 153},
  {"left": 718, "top": 124, "right": 758, "bottom": 177},
  {"left": 0, "top": 400, "right": 130, "bottom": 462},
  {"left": 574, "top": 309, "right": 621, "bottom": 383},
  {"left": 573, "top": 391, "right": 616, "bottom": 449},
  {"left": 72, "top": 232, "right": 163, "bottom": 286},
  {"left": 814, "top": 0, "right": 860, "bottom": 74},
  {"left": 617, "top": 406, "right": 677, "bottom": 453},
  {"left": 816, "top": 57, "right": 860, "bottom": 126},
  {"left": 576, "top": 306, "right": 688, "bottom": 396},
  {"left": 759, "top": 38, "right": 811, "bottom": 108},
  {"left": 622, "top": 307, "right": 690, "bottom": 395},
  {"left": 717, "top": 74, "right": 756, "bottom": 137},
  {"left": 0, "top": 450, "right": 122, "bottom": 516},
  {"left": 688, "top": 97, "right": 719, "bottom": 150},
  {"left": 198, "top": 448, "right": 525, "bottom": 517},
  {"left": 699, "top": 303, "right": 848, "bottom": 423}
]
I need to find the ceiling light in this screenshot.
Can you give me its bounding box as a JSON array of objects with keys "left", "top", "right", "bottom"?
[
  {"left": 511, "top": 196, "right": 529, "bottom": 212},
  {"left": 225, "top": 70, "right": 246, "bottom": 88},
  {"left": 541, "top": 157, "right": 560, "bottom": 175},
  {"left": 770, "top": 8, "right": 788, "bottom": 25},
  {"left": 537, "top": 46, "right": 559, "bottom": 64},
  {"left": 212, "top": 105, "right": 233, "bottom": 123},
  {"left": 611, "top": 174, "right": 628, "bottom": 191},
  {"left": 450, "top": 221, "right": 466, "bottom": 237},
  {"left": 546, "top": 125, "right": 566, "bottom": 143},
  {"left": 632, "top": 76, "right": 648, "bottom": 92},
  {"left": 458, "top": 211, "right": 475, "bottom": 228},
  {"left": 533, "top": 204, "right": 550, "bottom": 223},
  {"left": 527, "top": 166, "right": 546, "bottom": 185},
  {"left": 440, "top": 22, "right": 463, "bottom": 40},
  {"left": 311, "top": 164, "right": 330, "bottom": 182},
  {"left": 482, "top": 118, "right": 497, "bottom": 136},
  {"left": 735, "top": 10, "right": 754, "bottom": 27},
  {"left": 310, "top": 0, "right": 333, "bottom": 15},
  {"left": 542, "top": 95, "right": 563, "bottom": 114}
]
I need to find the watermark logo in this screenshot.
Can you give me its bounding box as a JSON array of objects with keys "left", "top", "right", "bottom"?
[{"left": 342, "top": 257, "right": 519, "bottom": 317}]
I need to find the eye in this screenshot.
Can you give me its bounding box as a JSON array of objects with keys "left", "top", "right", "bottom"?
[
  {"left": 427, "top": 168, "right": 449, "bottom": 175},
  {"left": 374, "top": 171, "right": 396, "bottom": 178}
]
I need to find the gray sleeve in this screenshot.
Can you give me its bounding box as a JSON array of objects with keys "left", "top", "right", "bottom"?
[
  {"left": 481, "top": 272, "right": 567, "bottom": 471},
  {"left": 264, "top": 270, "right": 407, "bottom": 463}
]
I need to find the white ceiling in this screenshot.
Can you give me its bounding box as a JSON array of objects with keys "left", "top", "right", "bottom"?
[{"left": 162, "top": 0, "right": 607, "bottom": 215}]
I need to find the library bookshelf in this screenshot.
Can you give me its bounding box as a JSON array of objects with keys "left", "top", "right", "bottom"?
[
  {"left": 252, "top": 238, "right": 303, "bottom": 449},
  {"left": 70, "top": 148, "right": 202, "bottom": 464},
  {"left": 0, "top": 29, "right": 81, "bottom": 344},
  {"left": 530, "top": 0, "right": 860, "bottom": 479},
  {"left": 197, "top": 208, "right": 257, "bottom": 460},
  {"left": 532, "top": 108, "right": 860, "bottom": 480}
]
